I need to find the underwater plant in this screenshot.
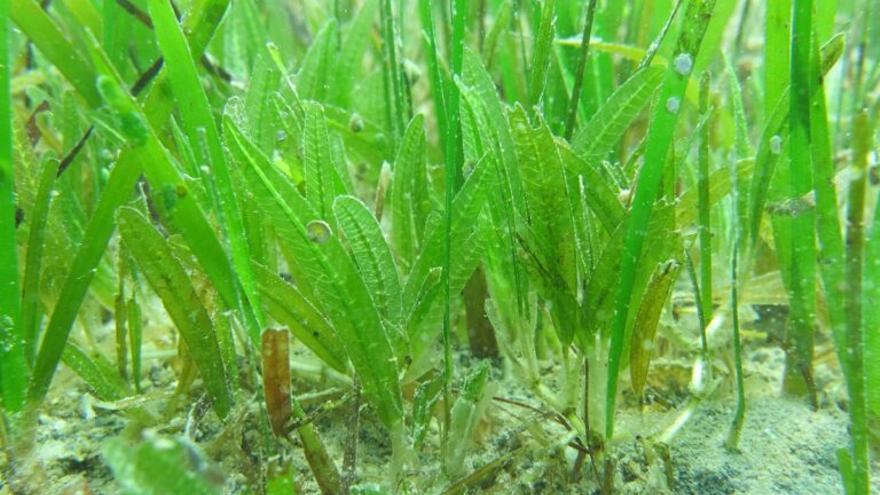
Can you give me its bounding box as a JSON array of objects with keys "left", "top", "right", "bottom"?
[{"left": 0, "top": 0, "right": 878, "bottom": 493}]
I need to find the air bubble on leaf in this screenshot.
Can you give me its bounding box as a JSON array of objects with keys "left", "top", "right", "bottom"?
[
  {"left": 674, "top": 53, "right": 693, "bottom": 76},
  {"left": 770, "top": 135, "right": 783, "bottom": 155},
  {"left": 665, "top": 96, "right": 680, "bottom": 113},
  {"left": 349, "top": 114, "right": 364, "bottom": 133},
  {"left": 200, "top": 165, "right": 211, "bottom": 176},
  {"left": 276, "top": 130, "right": 287, "bottom": 142},
  {"left": 306, "top": 220, "right": 332, "bottom": 244}
]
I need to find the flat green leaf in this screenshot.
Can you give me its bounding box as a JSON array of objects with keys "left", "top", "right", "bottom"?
[
  {"left": 104, "top": 436, "right": 222, "bottom": 495},
  {"left": 251, "top": 262, "right": 347, "bottom": 373},
  {"left": 403, "top": 154, "right": 494, "bottom": 365},
  {"left": 629, "top": 260, "right": 680, "bottom": 398},
  {"left": 61, "top": 342, "right": 129, "bottom": 402},
  {"left": 19, "top": 159, "right": 57, "bottom": 365},
  {"left": 117, "top": 207, "right": 231, "bottom": 418},
  {"left": 148, "top": 0, "right": 264, "bottom": 339},
  {"left": 510, "top": 106, "right": 579, "bottom": 344},
  {"left": 334, "top": 195, "right": 404, "bottom": 338},
  {"left": 571, "top": 65, "right": 664, "bottom": 166},
  {"left": 225, "top": 118, "right": 403, "bottom": 430},
  {"left": 332, "top": 0, "right": 378, "bottom": 108},
  {"left": 304, "top": 102, "right": 348, "bottom": 221},
  {"left": 295, "top": 21, "right": 338, "bottom": 101},
  {"left": 391, "top": 114, "right": 431, "bottom": 269},
  {"left": 606, "top": 0, "right": 720, "bottom": 438},
  {"left": 558, "top": 144, "right": 625, "bottom": 232},
  {"left": 527, "top": 0, "right": 557, "bottom": 112}
]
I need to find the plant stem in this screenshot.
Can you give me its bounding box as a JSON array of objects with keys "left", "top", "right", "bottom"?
[
  {"left": 725, "top": 152, "right": 746, "bottom": 451},
  {"left": 697, "top": 70, "right": 713, "bottom": 334}
]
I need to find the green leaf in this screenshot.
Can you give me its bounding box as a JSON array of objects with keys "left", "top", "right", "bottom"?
[
  {"left": 527, "top": 0, "right": 557, "bottom": 112},
  {"left": 117, "top": 207, "right": 231, "bottom": 419},
  {"left": 295, "top": 21, "right": 338, "bottom": 101},
  {"left": 251, "top": 262, "right": 347, "bottom": 373},
  {"left": 104, "top": 436, "right": 222, "bottom": 495},
  {"left": 558, "top": 144, "right": 625, "bottom": 232},
  {"left": 18, "top": 159, "right": 57, "bottom": 366},
  {"left": 148, "top": 0, "right": 264, "bottom": 340},
  {"left": 334, "top": 195, "right": 404, "bottom": 340},
  {"left": 403, "top": 154, "right": 494, "bottom": 365},
  {"left": 628, "top": 260, "right": 680, "bottom": 398},
  {"left": 390, "top": 114, "right": 431, "bottom": 269},
  {"left": 571, "top": 66, "right": 664, "bottom": 167},
  {"left": 0, "top": 0, "right": 26, "bottom": 410},
  {"left": 224, "top": 117, "right": 403, "bottom": 431},
  {"left": 510, "top": 106, "right": 578, "bottom": 345},
  {"left": 61, "top": 342, "right": 129, "bottom": 402},
  {"left": 447, "top": 362, "right": 491, "bottom": 477},
  {"left": 606, "top": 0, "right": 719, "bottom": 439},
  {"left": 304, "top": 102, "right": 348, "bottom": 221},
  {"left": 333, "top": 0, "right": 378, "bottom": 108}
]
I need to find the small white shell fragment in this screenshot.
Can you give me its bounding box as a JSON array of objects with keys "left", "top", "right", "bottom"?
[
  {"left": 306, "top": 220, "right": 332, "bottom": 244},
  {"left": 666, "top": 96, "right": 681, "bottom": 113},
  {"left": 674, "top": 53, "right": 693, "bottom": 75}
]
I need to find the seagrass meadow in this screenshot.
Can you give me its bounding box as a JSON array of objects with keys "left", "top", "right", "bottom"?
[{"left": 0, "top": 0, "right": 879, "bottom": 493}]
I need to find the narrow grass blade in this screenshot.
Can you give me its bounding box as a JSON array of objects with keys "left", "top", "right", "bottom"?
[
  {"left": 763, "top": 0, "right": 791, "bottom": 125},
  {"left": 28, "top": 154, "right": 141, "bottom": 403},
  {"left": 726, "top": 125, "right": 746, "bottom": 451},
  {"left": 18, "top": 159, "right": 57, "bottom": 365},
  {"left": 10, "top": 0, "right": 101, "bottom": 107},
  {"left": 781, "top": 0, "right": 817, "bottom": 400},
  {"left": 843, "top": 110, "right": 870, "bottom": 494},
  {"left": 697, "top": 71, "right": 713, "bottom": 327},
  {"left": 562, "top": 0, "right": 598, "bottom": 140},
  {"left": 379, "top": 0, "right": 406, "bottom": 145},
  {"left": 148, "top": 0, "right": 264, "bottom": 338},
  {"left": 61, "top": 343, "right": 129, "bottom": 402},
  {"left": 118, "top": 207, "right": 231, "bottom": 418},
  {"left": 332, "top": 0, "right": 378, "bottom": 108},
  {"left": 606, "top": 0, "right": 718, "bottom": 439},
  {"left": 417, "top": 0, "right": 449, "bottom": 165},
  {"left": 295, "top": 21, "right": 338, "bottom": 102},
  {"left": 526, "top": 0, "right": 557, "bottom": 114},
  {"left": 746, "top": 34, "right": 843, "bottom": 253},
  {"left": 0, "top": 0, "right": 27, "bottom": 411},
  {"left": 26, "top": 1, "right": 234, "bottom": 405}
]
